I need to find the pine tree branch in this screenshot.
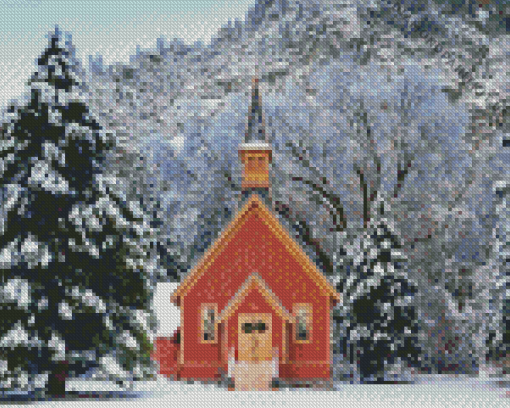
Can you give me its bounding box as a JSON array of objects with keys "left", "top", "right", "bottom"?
[
  {"left": 0, "top": 146, "right": 16, "bottom": 160},
  {"left": 0, "top": 202, "right": 23, "bottom": 253},
  {"left": 104, "top": 186, "right": 143, "bottom": 224},
  {"left": 0, "top": 157, "right": 25, "bottom": 187}
]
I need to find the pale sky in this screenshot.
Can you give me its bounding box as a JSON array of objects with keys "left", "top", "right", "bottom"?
[{"left": 0, "top": 0, "right": 254, "bottom": 108}]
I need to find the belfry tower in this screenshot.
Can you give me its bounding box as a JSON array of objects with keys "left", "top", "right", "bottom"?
[{"left": 238, "top": 76, "right": 273, "bottom": 209}]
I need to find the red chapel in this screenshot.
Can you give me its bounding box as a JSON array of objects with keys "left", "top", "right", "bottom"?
[{"left": 153, "top": 77, "right": 341, "bottom": 389}]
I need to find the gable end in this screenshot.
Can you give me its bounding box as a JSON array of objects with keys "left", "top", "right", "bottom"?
[
  {"left": 171, "top": 194, "right": 340, "bottom": 306},
  {"left": 218, "top": 273, "right": 295, "bottom": 324}
]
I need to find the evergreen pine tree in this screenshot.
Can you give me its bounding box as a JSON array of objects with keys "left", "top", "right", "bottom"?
[
  {"left": 0, "top": 27, "right": 160, "bottom": 396},
  {"left": 333, "top": 219, "right": 420, "bottom": 383}
]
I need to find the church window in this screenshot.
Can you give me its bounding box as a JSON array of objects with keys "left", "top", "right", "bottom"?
[
  {"left": 293, "top": 303, "right": 312, "bottom": 342},
  {"left": 242, "top": 320, "right": 267, "bottom": 334},
  {"left": 201, "top": 303, "right": 217, "bottom": 343}
]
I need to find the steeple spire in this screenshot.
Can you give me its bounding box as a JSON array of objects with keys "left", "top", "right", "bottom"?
[
  {"left": 238, "top": 74, "right": 272, "bottom": 208},
  {"left": 245, "top": 76, "right": 267, "bottom": 143}
]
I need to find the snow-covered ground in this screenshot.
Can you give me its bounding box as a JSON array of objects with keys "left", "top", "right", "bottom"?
[
  {"left": 140, "top": 284, "right": 510, "bottom": 407},
  {"left": 153, "top": 282, "right": 180, "bottom": 339},
  {"left": 6, "top": 287, "right": 504, "bottom": 406},
  {"left": 2, "top": 372, "right": 507, "bottom": 408}
]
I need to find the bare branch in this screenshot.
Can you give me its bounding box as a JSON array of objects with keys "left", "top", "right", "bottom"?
[
  {"left": 392, "top": 158, "right": 413, "bottom": 200},
  {"left": 355, "top": 164, "right": 369, "bottom": 229},
  {"left": 273, "top": 114, "right": 349, "bottom": 231},
  {"left": 284, "top": 139, "right": 328, "bottom": 184},
  {"left": 273, "top": 200, "right": 334, "bottom": 275},
  {"left": 290, "top": 176, "right": 346, "bottom": 231},
  {"left": 351, "top": 101, "right": 383, "bottom": 224}
]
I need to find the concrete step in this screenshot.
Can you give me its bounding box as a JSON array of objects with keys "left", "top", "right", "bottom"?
[{"left": 232, "top": 361, "right": 273, "bottom": 391}]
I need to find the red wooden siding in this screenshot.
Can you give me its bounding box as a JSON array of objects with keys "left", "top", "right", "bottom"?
[
  {"left": 152, "top": 329, "right": 181, "bottom": 379},
  {"left": 178, "top": 210, "right": 333, "bottom": 380}
]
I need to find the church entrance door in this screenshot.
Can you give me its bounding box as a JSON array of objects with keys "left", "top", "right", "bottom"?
[{"left": 234, "top": 313, "right": 273, "bottom": 390}]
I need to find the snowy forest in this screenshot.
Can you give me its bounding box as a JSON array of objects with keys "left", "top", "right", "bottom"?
[{"left": 0, "top": 0, "right": 509, "bottom": 397}]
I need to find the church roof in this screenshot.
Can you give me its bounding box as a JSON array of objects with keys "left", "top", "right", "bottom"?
[{"left": 171, "top": 194, "right": 341, "bottom": 306}]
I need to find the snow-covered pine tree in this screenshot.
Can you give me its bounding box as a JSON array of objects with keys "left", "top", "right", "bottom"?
[
  {"left": 0, "top": 27, "right": 160, "bottom": 396},
  {"left": 333, "top": 217, "right": 420, "bottom": 383},
  {"left": 84, "top": 55, "right": 185, "bottom": 283}
]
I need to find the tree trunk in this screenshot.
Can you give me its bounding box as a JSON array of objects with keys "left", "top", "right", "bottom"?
[{"left": 46, "top": 361, "right": 68, "bottom": 397}]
